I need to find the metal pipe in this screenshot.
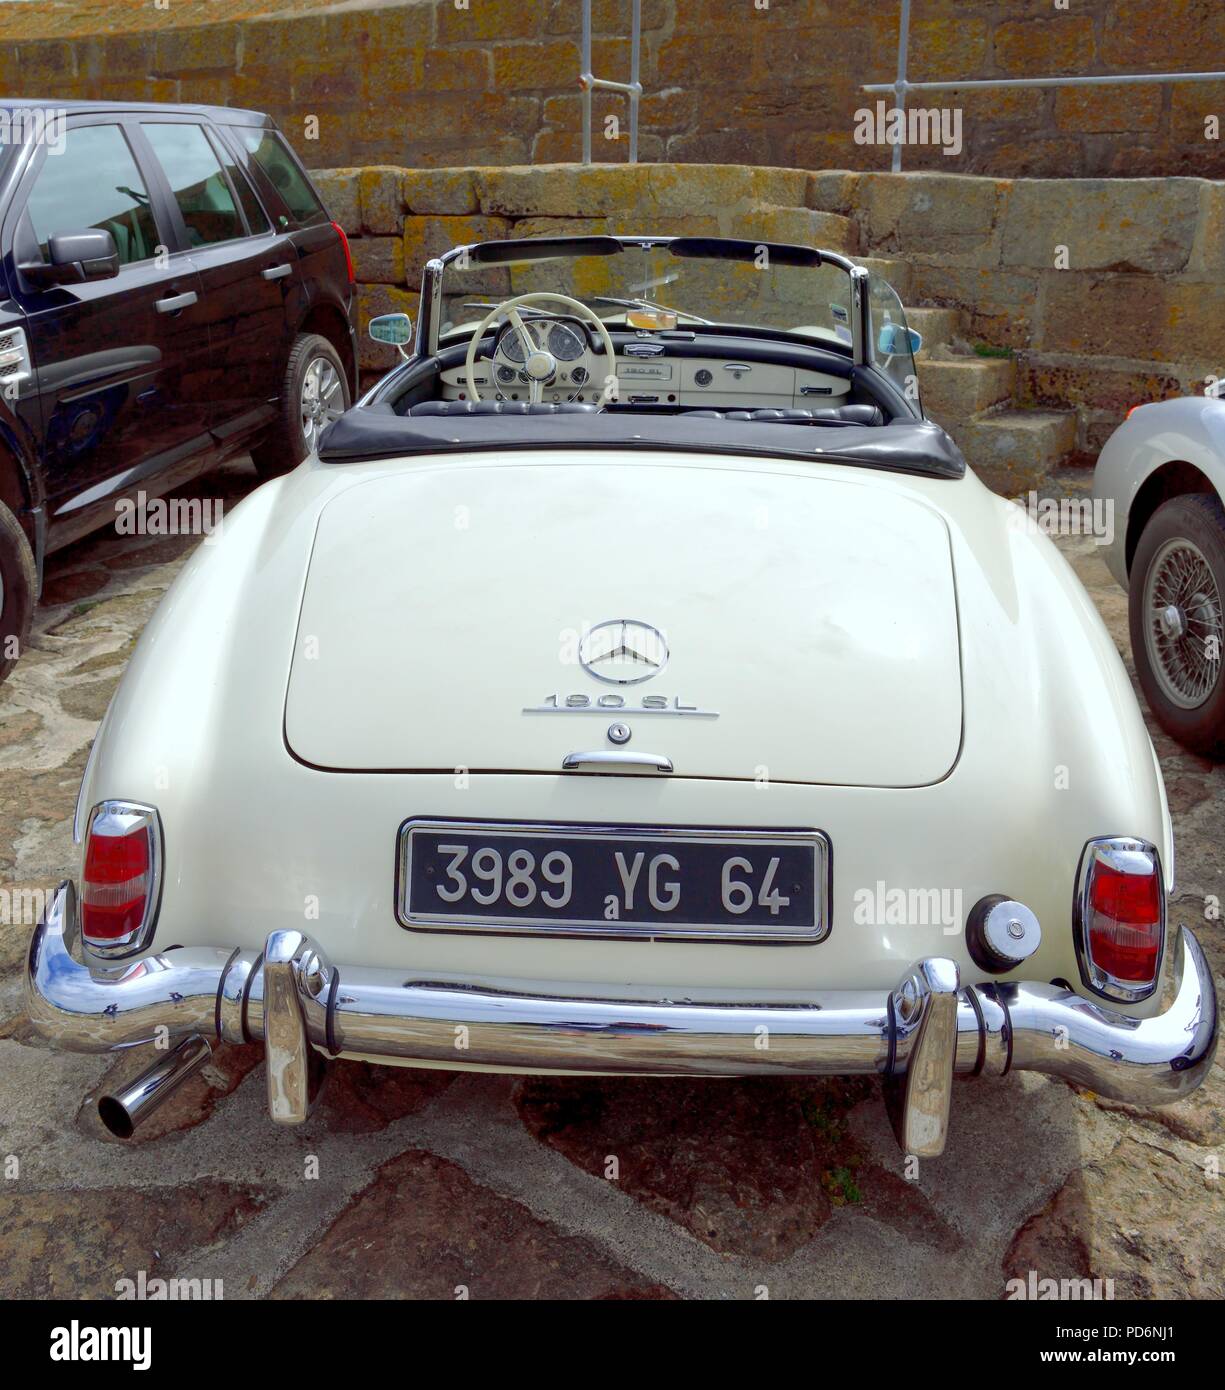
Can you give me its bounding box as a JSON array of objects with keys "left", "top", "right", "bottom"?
[
  {"left": 97, "top": 1034, "right": 212, "bottom": 1139},
  {"left": 579, "top": 0, "right": 644, "bottom": 165},
  {"left": 629, "top": 0, "right": 641, "bottom": 164},
  {"left": 864, "top": 69, "right": 1225, "bottom": 94},
  {"left": 869, "top": 0, "right": 1223, "bottom": 173},
  {"left": 580, "top": 0, "right": 592, "bottom": 165},
  {"left": 891, "top": 0, "right": 912, "bottom": 173}
]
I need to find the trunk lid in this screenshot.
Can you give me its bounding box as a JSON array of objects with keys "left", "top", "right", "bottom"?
[{"left": 284, "top": 454, "right": 962, "bottom": 786}]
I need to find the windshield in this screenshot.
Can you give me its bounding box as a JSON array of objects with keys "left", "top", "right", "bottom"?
[{"left": 436, "top": 238, "right": 859, "bottom": 354}]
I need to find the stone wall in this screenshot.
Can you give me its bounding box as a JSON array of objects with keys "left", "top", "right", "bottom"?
[
  {"left": 323, "top": 162, "right": 1225, "bottom": 455},
  {"left": 1, "top": 0, "right": 1222, "bottom": 178}
]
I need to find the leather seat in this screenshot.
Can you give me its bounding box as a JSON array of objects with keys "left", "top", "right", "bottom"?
[
  {"left": 410, "top": 400, "right": 884, "bottom": 426},
  {"left": 687, "top": 404, "right": 884, "bottom": 426},
  {"left": 409, "top": 400, "right": 600, "bottom": 416}
]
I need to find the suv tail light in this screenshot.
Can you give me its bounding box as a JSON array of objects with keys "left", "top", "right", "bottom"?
[
  {"left": 81, "top": 802, "right": 161, "bottom": 955},
  {"left": 1076, "top": 837, "right": 1164, "bottom": 1001},
  {"left": 332, "top": 220, "right": 354, "bottom": 285}
]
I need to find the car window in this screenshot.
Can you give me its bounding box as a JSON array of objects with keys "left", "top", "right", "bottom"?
[
  {"left": 25, "top": 123, "right": 159, "bottom": 267},
  {"left": 867, "top": 272, "right": 921, "bottom": 410},
  {"left": 237, "top": 129, "right": 325, "bottom": 227},
  {"left": 142, "top": 122, "right": 245, "bottom": 247},
  {"left": 208, "top": 132, "right": 270, "bottom": 235}
]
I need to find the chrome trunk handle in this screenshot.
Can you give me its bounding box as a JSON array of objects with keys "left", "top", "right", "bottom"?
[{"left": 561, "top": 750, "right": 673, "bottom": 774}]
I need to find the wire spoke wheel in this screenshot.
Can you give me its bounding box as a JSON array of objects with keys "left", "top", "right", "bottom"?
[{"left": 1143, "top": 537, "right": 1224, "bottom": 709}]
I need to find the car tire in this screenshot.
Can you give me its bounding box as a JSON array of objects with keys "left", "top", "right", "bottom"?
[
  {"left": 0, "top": 500, "right": 36, "bottom": 684},
  {"left": 250, "top": 333, "right": 351, "bottom": 480},
  {"left": 1129, "top": 492, "right": 1225, "bottom": 758}
]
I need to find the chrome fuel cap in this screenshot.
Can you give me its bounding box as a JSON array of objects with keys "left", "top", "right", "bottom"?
[{"left": 967, "top": 895, "right": 1041, "bottom": 973}]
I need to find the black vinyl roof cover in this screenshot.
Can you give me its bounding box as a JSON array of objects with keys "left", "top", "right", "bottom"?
[{"left": 317, "top": 407, "right": 966, "bottom": 479}]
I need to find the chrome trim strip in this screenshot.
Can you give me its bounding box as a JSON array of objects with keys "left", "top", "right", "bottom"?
[
  {"left": 26, "top": 885, "right": 1218, "bottom": 1106},
  {"left": 394, "top": 819, "right": 833, "bottom": 944},
  {"left": 522, "top": 702, "right": 719, "bottom": 719}
]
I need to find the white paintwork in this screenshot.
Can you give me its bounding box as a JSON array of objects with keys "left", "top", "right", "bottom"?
[
  {"left": 285, "top": 461, "right": 962, "bottom": 786},
  {"left": 1093, "top": 395, "right": 1225, "bottom": 589},
  {"left": 77, "top": 447, "right": 1173, "bottom": 1045}
]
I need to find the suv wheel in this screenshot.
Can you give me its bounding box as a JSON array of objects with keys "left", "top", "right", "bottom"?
[
  {"left": 0, "top": 500, "right": 36, "bottom": 683},
  {"left": 251, "top": 333, "right": 351, "bottom": 480},
  {"left": 1129, "top": 493, "right": 1225, "bottom": 757}
]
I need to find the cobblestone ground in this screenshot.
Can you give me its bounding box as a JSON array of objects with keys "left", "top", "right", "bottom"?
[{"left": 0, "top": 463, "right": 1221, "bottom": 1300}]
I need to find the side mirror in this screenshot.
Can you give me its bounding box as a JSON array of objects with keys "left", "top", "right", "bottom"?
[
  {"left": 368, "top": 312, "right": 413, "bottom": 349},
  {"left": 877, "top": 321, "right": 922, "bottom": 357},
  {"left": 21, "top": 228, "right": 120, "bottom": 288}
]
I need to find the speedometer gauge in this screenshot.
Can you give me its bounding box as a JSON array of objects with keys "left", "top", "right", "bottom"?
[
  {"left": 500, "top": 328, "right": 526, "bottom": 363},
  {"left": 548, "top": 323, "right": 584, "bottom": 361}
]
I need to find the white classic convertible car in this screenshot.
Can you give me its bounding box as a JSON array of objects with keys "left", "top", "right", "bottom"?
[{"left": 27, "top": 235, "right": 1217, "bottom": 1158}]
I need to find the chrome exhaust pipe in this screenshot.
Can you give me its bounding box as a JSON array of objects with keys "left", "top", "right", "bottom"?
[{"left": 97, "top": 1034, "right": 212, "bottom": 1139}]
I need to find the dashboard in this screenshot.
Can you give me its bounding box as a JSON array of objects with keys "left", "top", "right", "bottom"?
[{"left": 438, "top": 315, "right": 852, "bottom": 411}]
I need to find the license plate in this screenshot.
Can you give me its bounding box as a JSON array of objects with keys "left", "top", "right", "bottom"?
[{"left": 396, "top": 820, "right": 830, "bottom": 943}]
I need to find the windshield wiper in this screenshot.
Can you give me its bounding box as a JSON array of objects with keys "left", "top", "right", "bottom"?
[{"left": 592, "top": 295, "right": 713, "bottom": 326}]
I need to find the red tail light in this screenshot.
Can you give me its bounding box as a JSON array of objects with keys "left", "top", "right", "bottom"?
[
  {"left": 332, "top": 220, "right": 354, "bottom": 285},
  {"left": 81, "top": 802, "right": 160, "bottom": 954},
  {"left": 1077, "top": 838, "right": 1164, "bottom": 1000}
]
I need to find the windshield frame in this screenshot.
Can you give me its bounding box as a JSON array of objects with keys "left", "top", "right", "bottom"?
[{"left": 419, "top": 234, "right": 870, "bottom": 365}]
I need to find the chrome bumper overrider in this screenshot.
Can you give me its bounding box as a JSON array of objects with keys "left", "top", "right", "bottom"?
[{"left": 26, "top": 882, "right": 1218, "bottom": 1156}]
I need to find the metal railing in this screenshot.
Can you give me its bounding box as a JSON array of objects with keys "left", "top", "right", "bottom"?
[
  {"left": 865, "top": 0, "right": 1225, "bottom": 172},
  {"left": 580, "top": 0, "right": 643, "bottom": 164}
]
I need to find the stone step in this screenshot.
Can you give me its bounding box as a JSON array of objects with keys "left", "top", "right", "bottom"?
[
  {"left": 729, "top": 206, "right": 857, "bottom": 255},
  {"left": 904, "top": 306, "right": 963, "bottom": 354},
  {"left": 853, "top": 256, "right": 912, "bottom": 299},
  {"left": 919, "top": 356, "right": 1015, "bottom": 425},
  {"left": 955, "top": 409, "right": 1079, "bottom": 495}
]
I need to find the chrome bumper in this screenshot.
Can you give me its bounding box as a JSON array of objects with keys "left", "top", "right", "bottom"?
[{"left": 26, "top": 882, "right": 1218, "bottom": 1154}]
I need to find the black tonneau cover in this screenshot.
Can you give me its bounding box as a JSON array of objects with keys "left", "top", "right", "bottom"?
[{"left": 318, "top": 407, "right": 966, "bottom": 478}]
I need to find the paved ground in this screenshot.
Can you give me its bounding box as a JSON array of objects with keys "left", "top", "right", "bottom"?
[{"left": 0, "top": 462, "right": 1221, "bottom": 1300}]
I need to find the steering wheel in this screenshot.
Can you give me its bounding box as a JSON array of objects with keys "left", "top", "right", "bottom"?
[{"left": 464, "top": 292, "right": 617, "bottom": 405}]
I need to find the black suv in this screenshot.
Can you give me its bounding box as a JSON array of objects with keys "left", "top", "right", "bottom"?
[{"left": 0, "top": 101, "right": 357, "bottom": 679}]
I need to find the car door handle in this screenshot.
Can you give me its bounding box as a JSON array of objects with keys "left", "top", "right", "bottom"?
[
  {"left": 156, "top": 291, "right": 198, "bottom": 314},
  {"left": 561, "top": 750, "right": 673, "bottom": 774},
  {"left": 262, "top": 264, "right": 292, "bottom": 281}
]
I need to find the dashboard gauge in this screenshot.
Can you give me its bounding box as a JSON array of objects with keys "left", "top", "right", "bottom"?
[
  {"left": 500, "top": 328, "right": 526, "bottom": 363},
  {"left": 548, "top": 322, "right": 585, "bottom": 360}
]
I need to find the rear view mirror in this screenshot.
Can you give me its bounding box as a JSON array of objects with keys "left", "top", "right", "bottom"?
[
  {"left": 877, "top": 321, "right": 922, "bottom": 357},
  {"left": 21, "top": 228, "right": 119, "bottom": 287},
  {"left": 368, "top": 313, "right": 413, "bottom": 349}
]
